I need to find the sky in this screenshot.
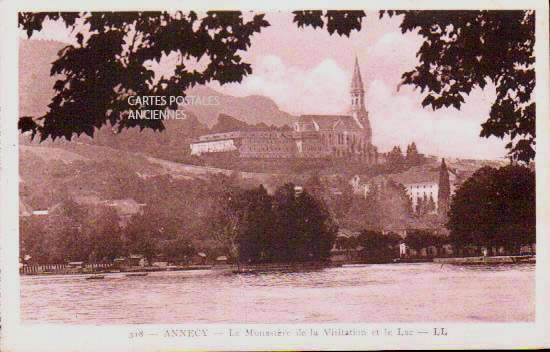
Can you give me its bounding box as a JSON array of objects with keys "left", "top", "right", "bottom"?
[{"left": 22, "top": 12, "right": 509, "bottom": 160}]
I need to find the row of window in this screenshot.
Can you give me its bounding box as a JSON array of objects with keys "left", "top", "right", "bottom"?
[
  {"left": 321, "top": 133, "right": 368, "bottom": 146},
  {"left": 245, "top": 145, "right": 295, "bottom": 152},
  {"left": 242, "top": 153, "right": 294, "bottom": 158},
  {"left": 302, "top": 144, "right": 325, "bottom": 152},
  {"left": 407, "top": 184, "right": 437, "bottom": 190},
  {"left": 243, "top": 138, "right": 293, "bottom": 144},
  {"left": 199, "top": 133, "right": 241, "bottom": 141}
]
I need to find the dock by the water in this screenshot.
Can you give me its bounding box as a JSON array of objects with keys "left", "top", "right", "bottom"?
[
  {"left": 434, "top": 255, "right": 535, "bottom": 264},
  {"left": 20, "top": 264, "right": 213, "bottom": 275}
]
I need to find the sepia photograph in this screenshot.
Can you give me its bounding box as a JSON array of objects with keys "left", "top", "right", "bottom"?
[{"left": 1, "top": 0, "right": 549, "bottom": 350}]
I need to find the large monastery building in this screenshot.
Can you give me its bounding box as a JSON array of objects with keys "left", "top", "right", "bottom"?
[{"left": 190, "top": 57, "right": 379, "bottom": 163}]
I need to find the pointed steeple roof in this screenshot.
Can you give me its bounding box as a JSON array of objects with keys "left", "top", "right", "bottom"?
[{"left": 350, "top": 56, "right": 364, "bottom": 92}]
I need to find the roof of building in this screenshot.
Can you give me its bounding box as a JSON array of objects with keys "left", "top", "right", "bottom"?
[
  {"left": 369, "top": 164, "right": 457, "bottom": 187},
  {"left": 298, "top": 115, "right": 362, "bottom": 132},
  {"left": 337, "top": 228, "right": 360, "bottom": 238},
  {"left": 192, "top": 130, "right": 295, "bottom": 144},
  {"left": 334, "top": 117, "right": 363, "bottom": 131},
  {"left": 196, "top": 131, "right": 243, "bottom": 143}
]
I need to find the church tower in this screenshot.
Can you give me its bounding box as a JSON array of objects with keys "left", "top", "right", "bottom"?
[{"left": 349, "top": 57, "right": 372, "bottom": 142}]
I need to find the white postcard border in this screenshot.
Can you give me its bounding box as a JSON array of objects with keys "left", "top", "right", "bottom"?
[{"left": 2, "top": 0, "right": 549, "bottom": 351}]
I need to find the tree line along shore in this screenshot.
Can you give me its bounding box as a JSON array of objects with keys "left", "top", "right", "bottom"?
[{"left": 20, "top": 160, "right": 535, "bottom": 274}]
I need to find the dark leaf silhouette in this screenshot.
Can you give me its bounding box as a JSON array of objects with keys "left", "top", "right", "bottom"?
[
  {"left": 19, "top": 11, "right": 271, "bottom": 141},
  {"left": 381, "top": 10, "right": 535, "bottom": 162},
  {"left": 293, "top": 10, "right": 366, "bottom": 36}
]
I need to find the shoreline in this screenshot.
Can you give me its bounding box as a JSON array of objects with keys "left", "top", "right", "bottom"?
[
  {"left": 433, "top": 255, "right": 536, "bottom": 264},
  {"left": 19, "top": 257, "right": 536, "bottom": 276},
  {"left": 19, "top": 264, "right": 214, "bottom": 276}
]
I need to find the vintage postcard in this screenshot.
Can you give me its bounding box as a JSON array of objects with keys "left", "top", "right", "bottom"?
[{"left": 1, "top": 0, "right": 549, "bottom": 350}]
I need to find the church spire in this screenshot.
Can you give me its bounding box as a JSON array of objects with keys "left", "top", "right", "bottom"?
[
  {"left": 350, "top": 56, "right": 364, "bottom": 93},
  {"left": 349, "top": 56, "right": 371, "bottom": 140}
]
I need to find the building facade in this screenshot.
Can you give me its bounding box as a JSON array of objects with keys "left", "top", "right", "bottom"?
[
  {"left": 404, "top": 160, "right": 457, "bottom": 213},
  {"left": 190, "top": 132, "right": 242, "bottom": 155},
  {"left": 190, "top": 57, "right": 378, "bottom": 163},
  {"left": 404, "top": 181, "right": 440, "bottom": 213},
  {"left": 351, "top": 159, "right": 458, "bottom": 212}
]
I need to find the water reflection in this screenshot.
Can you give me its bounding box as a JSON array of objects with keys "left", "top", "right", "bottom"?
[{"left": 21, "top": 263, "right": 535, "bottom": 324}]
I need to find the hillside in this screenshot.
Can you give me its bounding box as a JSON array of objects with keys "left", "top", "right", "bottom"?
[
  {"left": 20, "top": 143, "right": 166, "bottom": 210},
  {"left": 19, "top": 142, "right": 295, "bottom": 211},
  {"left": 444, "top": 157, "right": 509, "bottom": 178}
]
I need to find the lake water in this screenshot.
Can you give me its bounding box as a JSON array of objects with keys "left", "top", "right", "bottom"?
[{"left": 20, "top": 263, "right": 535, "bottom": 324}]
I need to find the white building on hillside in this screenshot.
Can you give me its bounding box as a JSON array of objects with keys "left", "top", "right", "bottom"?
[{"left": 350, "top": 161, "right": 459, "bottom": 212}]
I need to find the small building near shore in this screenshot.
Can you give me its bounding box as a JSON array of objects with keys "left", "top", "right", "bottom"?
[
  {"left": 67, "top": 261, "right": 84, "bottom": 269},
  {"left": 113, "top": 255, "right": 146, "bottom": 267},
  {"left": 188, "top": 252, "right": 208, "bottom": 265},
  {"left": 128, "top": 255, "right": 146, "bottom": 267},
  {"left": 216, "top": 256, "right": 228, "bottom": 264},
  {"left": 193, "top": 252, "right": 208, "bottom": 265},
  {"left": 330, "top": 229, "right": 362, "bottom": 263},
  {"left": 399, "top": 242, "right": 454, "bottom": 258},
  {"left": 113, "top": 257, "right": 126, "bottom": 267}
]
